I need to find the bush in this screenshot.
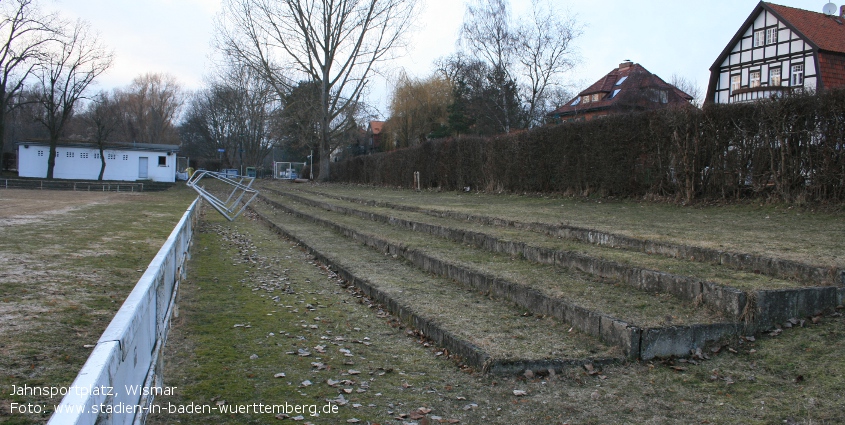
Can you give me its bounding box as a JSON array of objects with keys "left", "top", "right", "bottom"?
[{"left": 328, "top": 89, "right": 845, "bottom": 203}]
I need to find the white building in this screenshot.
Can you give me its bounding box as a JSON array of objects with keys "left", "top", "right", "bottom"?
[
  {"left": 707, "top": 2, "right": 845, "bottom": 104},
  {"left": 17, "top": 141, "right": 179, "bottom": 183}
]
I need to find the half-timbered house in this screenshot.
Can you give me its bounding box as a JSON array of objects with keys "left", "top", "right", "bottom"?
[{"left": 706, "top": 2, "right": 845, "bottom": 104}]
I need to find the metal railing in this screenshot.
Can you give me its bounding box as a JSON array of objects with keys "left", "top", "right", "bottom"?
[
  {"left": 1, "top": 178, "right": 145, "bottom": 192},
  {"left": 48, "top": 197, "right": 201, "bottom": 425},
  {"left": 186, "top": 170, "right": 258, "bottom": 221}
]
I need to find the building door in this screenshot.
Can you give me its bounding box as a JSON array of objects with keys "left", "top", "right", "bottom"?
[{"left": 138, "top": 157, "right": 148, "bottom": 179}]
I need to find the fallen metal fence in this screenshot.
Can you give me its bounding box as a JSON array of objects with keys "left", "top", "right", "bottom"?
[
  {"left": 186, "top": 170, "right": 258, "bottom": 221},
  {"left": 48, "top": 197, "right": 201, "bottom": 425}
]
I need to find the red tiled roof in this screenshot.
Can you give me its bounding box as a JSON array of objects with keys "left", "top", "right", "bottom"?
[
  {"left": 766, "top": 3, "right": 845, "bottom": 54},
  {"left": 368, "top": 121, "right": 384, "bottom": 135},
  {"left": 549, "top": 63, "right": 692, "bottom": 117}
]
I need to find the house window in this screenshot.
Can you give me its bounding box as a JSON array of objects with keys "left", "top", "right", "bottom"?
[
  {"left": 730, "top": 75, "right": 741, "bottom": 92},
  {"left": 94, "top": 153, "right": 100, "bottom": 159},
  {"left": 66, "top": 152, "right": 74, "bottom": 158},
  {"left": 158, "top": 156, "right": 166, "bottom": 166},
  {"left": 765, "top": 27, "right": 778, "bottom": 45},
  {"left": 80, "top": 152, "right": 89, "bottom": 159},
  {"left": 750, "top": 71, "right": 761, "bottom": 88},
  {"left": 791, "top": 64, "right": 804, "bottom": 86},
  {"left": 37, "top": 150, "right": 44, "bottom": 157},
  {"left": 753, "top": 30, "right": 765, "bottom": 47},
  {"left": 107, "top": 153, "right": 116, "bottom": 160},
  {"left": 770, "top": 67, "right": 781, "bottom": 86},
  {"left": 611, "top": 89, "right": 621, "bottom": 98},
  {"left": 122, "top": 154, "right": 129, "bottom": 161},
  {"left": 615, "top": 76, "right": 628, "bottom": 86},
  {"left": 570, "top": 97, "right": 581, "bottom": 106},
  {"left": 582, "top": 95, "right": 591, "bottom": 104}
]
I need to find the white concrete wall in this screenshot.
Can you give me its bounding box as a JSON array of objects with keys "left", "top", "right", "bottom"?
[{"left": 17, "top": 145, "right": 176, "bottom": 182}]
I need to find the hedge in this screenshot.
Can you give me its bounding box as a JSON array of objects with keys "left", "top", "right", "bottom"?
[{"left": 326, "top": 90, "right": 845, "bottom": 203}]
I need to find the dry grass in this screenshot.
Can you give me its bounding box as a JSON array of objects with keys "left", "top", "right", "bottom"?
[
  {"left": 283, "top": 182, "right": 845, "bottom": 269},
  {"left": 267, "top": 187, "right": 803, "bottom": 292},
  {"left": 151, "top": 201, "right": 845, "bottom": 424},
  {"left": 252, "top": 203, "right": 618, "bottom": 361},
  {"left": 260, "top": 196, "right": 725, "bottom": 327},
  {"left": 0, "top": 187, "right": 196, "bottom": 425}
]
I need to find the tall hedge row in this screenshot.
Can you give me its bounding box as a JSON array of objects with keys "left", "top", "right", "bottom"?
[{"left": 329, "top": 90, "right": 845, "bottom": 202}]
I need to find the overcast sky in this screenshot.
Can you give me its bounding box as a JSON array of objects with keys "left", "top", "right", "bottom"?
[{"left": 51, "top": 0, "right": 836, "bottom": 116}]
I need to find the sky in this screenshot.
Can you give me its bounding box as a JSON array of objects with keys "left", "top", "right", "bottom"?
[{"left": 51, "top": 0, "right": 839, "bottom": 117}]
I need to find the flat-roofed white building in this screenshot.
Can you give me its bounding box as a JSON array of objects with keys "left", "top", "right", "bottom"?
[{"left": 16, "top": 141, "right": 179, "bottom": 182}]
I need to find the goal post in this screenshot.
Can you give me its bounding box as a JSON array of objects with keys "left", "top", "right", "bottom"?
[{"left": 273, "top": 161, "right": 306, "bottom": 180}]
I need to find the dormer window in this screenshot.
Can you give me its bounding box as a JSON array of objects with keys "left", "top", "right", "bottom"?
[
  {"left": 615, "top": 76, "right": 628, "bottom": 86},
  {"left": 570, "top": 97, "right": 581, "bottom": 106}
]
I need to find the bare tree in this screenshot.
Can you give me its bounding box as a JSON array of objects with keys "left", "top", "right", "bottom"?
[
  {"left": 460, "top": 0, "right": 516, "bottom": 133},
  {"left": 217, "top": 0, "right": 418, "bottom": 180},
  {"left": 114, "top": 73, "right": 183, "bottom": 145},
  {"left": 458, "top": 0, "right": 580, "bottom": 130},
  {"left": 33, "top": 19, "right": 112, "bottom": 179},
  {"left": 0, "top": 0, "right": 59, "bottom": 164},
  {"left": 80, "top": 91, "right": 119, "bottom": 180},
  {"left": 181, "top": 64, "right": 276, "bottom": 171},
  {"left": 514, "top": 0, "right": 580, "bottom": 127},
  {"left": 670, "top": 74, "right": 703, "bottom": 107}
]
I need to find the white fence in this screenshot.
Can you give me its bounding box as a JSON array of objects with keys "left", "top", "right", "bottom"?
[{"left": 48, "top": 197, "right": 201, "bottom": 425}]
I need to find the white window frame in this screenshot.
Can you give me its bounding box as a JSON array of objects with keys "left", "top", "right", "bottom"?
[
  {"left": 769, "top": 67, "right": 781, "bottom": 86},
  {"left": 765, "top": 27, "right": 778, "bottom": 45},
  {"left": 753, "top": 30, "right": 765, "bottom": 47},
  {"left": 791, "top": 63, "right": 804, "bottom": 86},
  {"left": 730, "top": 75, "right": 741, "bottom": 92},
  {"left": 749, "top": 70, "right": 761, "bottom": 88}
]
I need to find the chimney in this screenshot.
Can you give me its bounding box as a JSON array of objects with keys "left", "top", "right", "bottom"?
[
  {"left": 841, "top": 5, "right": 845, "bottom": 17},
  {"left": 619, "top": 60, "right": 633, "bottom": 69}
]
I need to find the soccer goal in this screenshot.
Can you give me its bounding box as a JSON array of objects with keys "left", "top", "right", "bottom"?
[{"left": 273, "top": 162, "right": 307, "bottom": 180}]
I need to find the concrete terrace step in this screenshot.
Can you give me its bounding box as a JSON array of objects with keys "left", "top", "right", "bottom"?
[
  {"left": 262, "top": 185, "right": 845, "bottom": 328},
  {"left": 280, "top": 184, "right": 844, "bottom": 287},
  {"left": 250, "top": 204, "right": 623, "bottom": 374},
  {"left": 255, "top": 195, "right": 741, "bottom": 360}
]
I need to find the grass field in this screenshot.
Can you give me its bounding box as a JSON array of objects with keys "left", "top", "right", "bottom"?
[
  {"left": 3, "top": 183, "right": 844, "bottom": 424},
  {"left": 0, "top": 187, "right": 196, "bottom": 425}
]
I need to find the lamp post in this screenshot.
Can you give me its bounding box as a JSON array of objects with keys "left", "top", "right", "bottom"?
[{"left": 309, "top": 149, "right": 313, "bottom": 180}]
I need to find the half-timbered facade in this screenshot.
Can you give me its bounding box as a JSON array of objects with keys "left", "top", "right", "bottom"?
[{"left": 707, "top": 2, "right": 845, "bottom": 104}]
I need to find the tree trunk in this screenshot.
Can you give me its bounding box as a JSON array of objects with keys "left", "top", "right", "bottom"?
[
  {"left": 98, "top": 145, "right": 106, "bottom": 180},
  {"left": 47, "top": 137, "right": 58, "bottom": 179}
]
